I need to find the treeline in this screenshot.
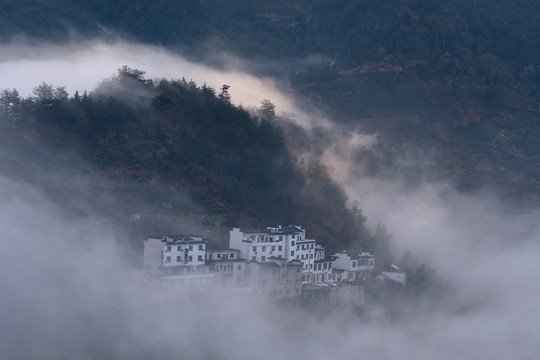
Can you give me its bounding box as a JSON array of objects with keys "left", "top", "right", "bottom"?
[{"left": 0, "top": 67, "right": 373, "bottom": 253}]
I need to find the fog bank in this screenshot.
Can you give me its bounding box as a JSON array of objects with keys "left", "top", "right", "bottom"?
[
  {"left": 1, "top": 172, "right": 539, "bottom": 359},
  {"left": 0, "top": 40, "right": 298, "bottom": 115}
]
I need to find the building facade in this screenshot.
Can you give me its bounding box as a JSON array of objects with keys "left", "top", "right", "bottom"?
[
  {"left": 229, "top": 225, "right": 320, "bottom": 284},
  {"left": 143, "top": 235, "right": 206, "bottom": 274}
]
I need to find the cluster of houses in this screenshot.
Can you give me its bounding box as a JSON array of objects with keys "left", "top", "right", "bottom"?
[{"left": 142, "top": 225, "right": 398, "bottom": 302}]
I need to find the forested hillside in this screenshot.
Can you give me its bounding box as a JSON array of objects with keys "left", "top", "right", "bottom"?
[
  {"left": 1, "top": 0, "right": 539, "bottom": 256},
  {"left": 2, "top": 0, "right": 540, "bottom": 72},
  {"left": 1, "top": 0, "right": 539, "bottom": 204},
  {"left": 0, "top": 67, "right": 371, "bottom": 253}
]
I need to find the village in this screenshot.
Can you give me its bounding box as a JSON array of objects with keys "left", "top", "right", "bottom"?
[{"left": 142, "top": 224, "right": 407, "bottom": 307}]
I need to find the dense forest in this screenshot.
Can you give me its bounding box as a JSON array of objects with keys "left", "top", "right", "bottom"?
[
  {"left": 2, "top": 0, "right": 540, "bottom": 73},
  {"left": 0, "top": 67, "right": 375, "bottom": 255},
  {"left": 1, "top": 0, "right": 539, "bottom": 204}
]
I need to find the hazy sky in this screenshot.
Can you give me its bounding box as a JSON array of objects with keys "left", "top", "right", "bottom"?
[{"left": 1, "top": 39, "right": 539, "bottom": 359}]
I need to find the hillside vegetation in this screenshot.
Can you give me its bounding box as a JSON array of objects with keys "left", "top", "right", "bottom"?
[
  {"left": 0, "top": 68, "right": 372, "bottom": 253},
  {"left": 1, "top": 0, "right": 539, "bottom": 203}
]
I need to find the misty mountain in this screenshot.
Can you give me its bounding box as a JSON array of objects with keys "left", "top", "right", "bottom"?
[
  {"left": 2, "top": 3, "right": 540, "bottom": 360},
  {"left": 1, "top": 0, "right": 539, "bottom": 204},
  {"left": 0, "top": 67, "right": 372, "bottom": 254}
]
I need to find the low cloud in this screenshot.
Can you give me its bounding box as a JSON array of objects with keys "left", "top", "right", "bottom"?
[{"left": 0, "top": 40, "right": 303, "bottom": 118}]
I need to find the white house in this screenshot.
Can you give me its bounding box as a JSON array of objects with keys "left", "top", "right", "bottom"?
[
  {"left": 311, "top": 258, "right": 337, "bottom": 284},
  {"left": 229, "top": 225, "right": 318, "bottom": 284},
  {"left": 205, "top": 249, "right": 246, "bottom": 287},
  {"left": 143, "top": 235, "right": 206, "bottom": 274},
  {"left": 332, "top": 251, "right": 375, "bottom": 283},
  {"left": 205, "top": 249, "right": 240, "bottom": 262}
]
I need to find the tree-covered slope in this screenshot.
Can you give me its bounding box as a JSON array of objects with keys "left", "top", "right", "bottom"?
[
  {"left": 1, "top": 0, "right": 539, "bottom": 213},
  {"left": 2, "top": 0, "right": 540, "bottom": 72},
  {"left": 0, "top": 68, "right": 370, "bottom": 253}
]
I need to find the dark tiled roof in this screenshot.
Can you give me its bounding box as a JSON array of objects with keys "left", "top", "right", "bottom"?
[{"left": 239, "top": 225, "right": 304, "bottom": 235}]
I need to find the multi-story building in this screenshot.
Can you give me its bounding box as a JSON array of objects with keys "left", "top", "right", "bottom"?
[
  {"left": 311, "top": 258, "right": 338, "bottom": 283},
  {"left": 229, "top": 225, "right": 317, "bottom": 284},
  {"left": 205, "top": 249, "right": 240, "bottom": 262},
  {"left": 143, "top": 226, "right": 375, "bottom": 296},
  {"left": 205, "top": 249, "right": 246, "bottom": 287},
  {"left": 143, "top": 235, "right": 206, "bottom": 274},
  {"left": 244, "top": 257, "right": 303, "bottom": 299}
]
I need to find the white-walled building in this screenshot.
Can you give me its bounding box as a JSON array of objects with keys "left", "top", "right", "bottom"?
[
  {"left": 143, "top": 226, "right": 375, "bottom": 298},
  {"left": 143, "top": 235, "right": 206, "bottom": 274},
  {"left": 332, "top": 251, "right": 375, "bottom": 283},
  {"left": 229, "top": 225, "right": 318, "bottom": 284},
  {"left": 244, "top": 257, "right": 303, "bottom": 299},
  {"left": 205, "top": 249, "right": 240, "bottom": 262},
  {"left": 160, "top": 266, "right": 215, "bottom": 288},
  {"left": 205, "top": 249, "right": 246, "bottom": 287},
  {"left": 311, "top": 258, "right": 338, "bottom": 284}
]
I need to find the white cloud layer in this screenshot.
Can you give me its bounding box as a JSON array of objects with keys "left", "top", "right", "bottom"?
[{"left": 0, "top": 40, "right": 296, "bottom": 113}]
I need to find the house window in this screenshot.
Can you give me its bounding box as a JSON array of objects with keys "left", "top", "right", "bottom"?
[
  {"left": 360, "top": 258, "right": 369, "bottom": 266},
  {"left": 291, "top": 251, "right": 294, "bottom": 256},
  {"left": 198, "top": 255, "right": 203, "bottom": 261},
  {"left": 217, "top": 253, "right": 221, "bottom": 258},
  {"left": 237, "top": 264, "right": 242, "bottom": 270},
  {"left": 262, "top": 246, "right": 266, "bottom": 252},
  {"left": 166, "top": 246, "right": 171, "bottom": 252},
  {"left": 278, "top": 246, "right": 282, "bottom": 251},
  {"left": 279, "top": 236, "right": 283, "bottom": 241},
  {"left": 230, "top": 253, "right": 235, "bottom": 258},
  {"left": 261, "top": 256, "right": 266, "bottom": 261},
  {"left": 271, "top": 246, "right": 275, "bottom": 252},
  {"left": 252, "top": 246, "right": 256, "bottom": 252},
  {"left": 252, "top": 256, "right": 256, "bottom": 261},
  {"left": 310, "top": 254, "right": 313, "bottom": 259},
  {"left": 352, "top": 261, "right": 357, "bottom": 267},
  {"left": 166, "top": 256, "right": 171, "bottom": 263},
  {"left": 177, "top": 245, "right": 181, "bottom": 251},
  {"left": 188, "top": 256, "right": 193, "bottom": 262},
  {"left": 176, "top": 256, "right": 181, "bottom": 262},
  {"left": 291, "top": 241, "right": 295, "bottom": 246},
  {"left": 189, "top": 245, "right": 193, "bottom": 251},
  {"left": 199, "top": 245, "right": 203, "bottom": 250}
]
